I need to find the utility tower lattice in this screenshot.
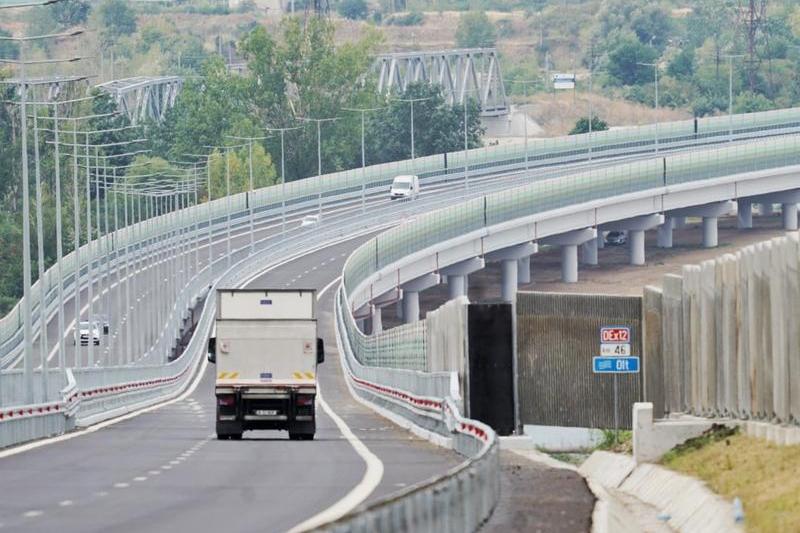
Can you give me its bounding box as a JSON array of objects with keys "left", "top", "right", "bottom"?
[
  {"left": 737, "top": 0, "right": 767, "bottom": 92},
  {"left": 95, "top": 76, "right": 183, "bottom": 125},
  {"left": 375, "top": 48, "right": 509, "bottom": 116}
]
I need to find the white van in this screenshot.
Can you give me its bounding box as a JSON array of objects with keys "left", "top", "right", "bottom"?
[{"left": 390, "top": 175, "right": 420, "bottom": 200}]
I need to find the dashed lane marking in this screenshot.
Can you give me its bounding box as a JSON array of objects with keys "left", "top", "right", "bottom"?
[
  {"left": 23, "top": 511, "right": 43, "bottom": 518},
  {"left": 59, "top": 500, "right": 73, "bottom": 507},
  {"left": 113, "top": 483, "right": 130, "bottom": 489}
]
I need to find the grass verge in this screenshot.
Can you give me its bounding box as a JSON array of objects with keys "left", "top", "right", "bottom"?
[{"left": 661, "top": 425, "right": 800, "bottom": 533}]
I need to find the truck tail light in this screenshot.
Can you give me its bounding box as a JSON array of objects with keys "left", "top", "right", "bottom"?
[
  {"left": 296, "top": 395, "right": 314, "bottom": 406},
  {"left": 217, "top": 395, "right": 235, "bottom": 407}
]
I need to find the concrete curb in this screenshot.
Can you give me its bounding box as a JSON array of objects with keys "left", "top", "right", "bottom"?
[{"left": 579, "top": 451, "right": 743, "bottom": 533}]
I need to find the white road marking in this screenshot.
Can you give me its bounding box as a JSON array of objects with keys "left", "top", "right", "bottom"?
[
  {"left": 286, "top": 283, "right": 382, "bottom": 533},
  {"left": 161, "top": 465, "right": 172, "bottom": 470},
  {"left": 286, "top": 389, "right": 383, "bottom": 533},
  {"left": 58, "top": 500, "right": 73, "bottom": 507},
  {"left": 148, "top": 470, "right": 161, "bottom": 476},
  {"left": 23, "top": 511, "right": 43, "bottom": 518},
  {"left": 93, "top": 491, "right": 108, "bottom": 498},
  {"left": 113, "top": 483, "right": 129, "bottom": 489},
  {"left": 133, "top": 476, "right": 147, "bottom": 482},
  {"left": 169, "top": 460, "right": 180, "bottom": 465}
]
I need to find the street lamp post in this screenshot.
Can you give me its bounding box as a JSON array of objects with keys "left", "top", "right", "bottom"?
[
  {"left": 32, "top": 99, "right": 49, "bottom": 399},
  {"left": 224, "top": 135, "right": 269, "bottom": 254},
  {"left": 392, "top": 96, "right": 433, "bottom": 172},
  {"left": 342, "top": 107, "right": 385, "bottom": 213},
  {"left": 263, "top": 127, "right": 302, "bottom": 238},
  {"left": 297, "top": 117, "right": 338, "bottom": 218},
  {"left": 637, "top": 61, "right": 660, "bottom": 153},
  {"left": 722, "top": 54, "right": 745, "bottom": 142}
]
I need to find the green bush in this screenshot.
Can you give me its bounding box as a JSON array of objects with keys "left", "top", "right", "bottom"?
[
  {"left": 337, "top": 0, "right": 368, "bottom": 20},
  {"left": 384, "top": 11, "right": 424, "bottom": 26}
]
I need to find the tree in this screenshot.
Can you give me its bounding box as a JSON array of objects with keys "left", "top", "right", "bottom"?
[
  {"left": 606, "top": 31, "right": 659, "bottom": 86},
  {"left": 337, "top": 0, "right": 368, "bottom": 20},
  {"left": 667, "top": 47, "right": 695, "bottom": 81},
  {"left": 569, "top": 116, "right": 609, "bottom": 135},
  {"left": 366, "top": 83, "right": 483, "bottom": 164},
  {"left": 733, "top": 91, "right": 774, "bottom": 113},
  {"left": 0, "top": 29, "right": 19, "bottom": 60},
  {"left": 455, "top": 11, "right": 496, "bottom": 48},
  {"left": 51, "top": 0, "right": 91, "bottom": 27},
  {"left": 97, "top": 0, "right": 137, "bottom": 45}
]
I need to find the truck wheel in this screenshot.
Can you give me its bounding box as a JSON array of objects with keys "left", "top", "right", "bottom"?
[
  {"left": 230, "top": 433, "right": 242, "bottom": 441},
  {"left": 302, "top": 433, "right": 315, "bottom": 441},
  {"left": 216, "top": 434, "right": 228, "bottom": 440}
]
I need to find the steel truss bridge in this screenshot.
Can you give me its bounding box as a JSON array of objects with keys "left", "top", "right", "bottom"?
[
  {"left": 95, "top": 76, "right": 183, "bottom": 125},
  {"left": 375, "top": 48, "right": 509, "bottom": 116}
]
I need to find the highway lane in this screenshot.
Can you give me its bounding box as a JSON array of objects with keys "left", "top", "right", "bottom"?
[
  {"left": 0, "top": 233, "right": 460, "bottom": 533},
  {"left": 14, "top": 134, "right": 747, "bottom": 378},
  {"left": 15, "top": 127, "right": 800, "bottom": 380}
]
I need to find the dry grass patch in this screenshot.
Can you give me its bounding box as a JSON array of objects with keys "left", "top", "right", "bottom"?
[{"left": 662, "top": 429, "right": 800, "bottom": 533}]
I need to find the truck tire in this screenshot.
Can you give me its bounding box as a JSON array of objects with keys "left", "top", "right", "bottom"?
[{"left": 289, "top": 432, "right": 314, "bottom": 441}]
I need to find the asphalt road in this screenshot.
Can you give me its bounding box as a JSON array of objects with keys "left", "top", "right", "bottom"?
[
  {"left": 0, "top": 233, "right": 460, "bottom": 533},
  {"left": 1, "top": 136, "right": 761, "bottom": 530}
]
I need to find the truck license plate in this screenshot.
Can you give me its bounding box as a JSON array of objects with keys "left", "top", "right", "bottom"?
[{"left": 255, "top": 409, "right": 278, "bottom": 416}]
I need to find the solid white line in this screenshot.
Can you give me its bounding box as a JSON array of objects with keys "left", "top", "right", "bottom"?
[
  {"left": 317, "top": 277, "right": 341, "bottom": 300},
  {"left": 286, "top": 281, "right": 381, "bottom": 533},
  {"left": 286, "top": 388, "right": 383, "bottom": 533}
]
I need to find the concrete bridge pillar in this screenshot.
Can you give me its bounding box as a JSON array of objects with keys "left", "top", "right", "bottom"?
[
  {"left": 517, "top": 256, "right": 531, "bottom": 284},
  {"left": 600, "top": 214, "right": 663, "bottom": 266},
  {"left": 541, "top": 228, "right": 596, "bottom": 283},
  {"left": 448, "top": 275, "right": 466, "bottom": 300},
  {"left": 668, "top": 201, "right": 733, "bottom": 249},
  {"left": 485, "top": 242, "right": 538, "bottom": 301},
  {"left": 399, "top": 273, "right": 440, "bottom": 324},
  {"left": 371, "top": 305, "right": 383, "bottom": 334},
  {"left": 401, "top": 292, "right": 419, "bottom": 325},
  {"left": 441, "top": 257, "right": 484, "bottom": 301},
  {"left": 657, "top": 217, "right": 674, "bottom": 248},
  {"left": 737, "top": 199, "right": 753, "bottom": 229},
  {"left": 783, "top": 203, "right": 798, "bottom": 230},
  {"left": 761, "top": 203, "right": 774, "bottom": 216},
  {"left": 672, "top": 216, "right": 687, "bottom": 229},
  {"left": 702, "top": 217, "right": 718, "bottom": 248},
  {"left": 501, "top": 260, "right": 518, "bottom": 302},
  {"left": 629, "top": 230, "right": 646, "bottom": 265},
  {"left": 562, "top": 245, "right": 578, "bottom": 283},
  {"left": 582, "top": 237, "right": 599, "bottom": 265},
  {"left": 596, "top": 233, "right": 605, "bottom": 250}
]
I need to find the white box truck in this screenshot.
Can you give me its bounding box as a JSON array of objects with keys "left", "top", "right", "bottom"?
[{"left": 207, "top": 289, "right": 324, "bottom": 440}]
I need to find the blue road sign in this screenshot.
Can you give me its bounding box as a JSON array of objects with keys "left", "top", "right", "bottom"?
[{"left": 593, "top": 356, "right": 640, "bottom": 374}]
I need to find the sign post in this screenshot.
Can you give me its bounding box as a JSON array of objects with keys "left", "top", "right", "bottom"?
[{"left": 594, "top": 326, "right": 639, "bottom": 443}]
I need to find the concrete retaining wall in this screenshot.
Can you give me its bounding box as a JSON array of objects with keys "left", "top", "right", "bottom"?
[
  {"left": 648, "top": 232, "right": 800, "bottom": 423},
  {"left": 579, "top": 451, "right": 743, "bottom": 533}
]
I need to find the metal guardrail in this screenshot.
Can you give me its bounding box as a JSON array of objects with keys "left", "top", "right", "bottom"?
[
  {"left": 328, "top": 287, "right": 499, "bottom": 533},
  {"left": 343, "top": 133, "right": 800, "bottom": 304},
  {"left": 5, "top": 107, "right": 800, "bottom": 364}
]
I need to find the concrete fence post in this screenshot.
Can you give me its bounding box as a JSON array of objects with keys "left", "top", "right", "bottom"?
[
  {"left": 770, "top": 238, "right": 790, "bottom": 422},
  {"left": 682, "top": 265, "right": 700, "bottom": 414},
  {"left": 787, "top": 233, "right": 800, "bottom": 422},
  {"left": 735, "top": 247, "right": 750, "bottom": 417},
  {"left": 718, "top": 254, "right": 738, "bottom": 415},
  {"left": 699, "top": 260, "right": 717, "bottom": 415},
  {"left": 662, "top": 274, "right": 685, "bottom": 414},
  {"left": 643, "top": 286, "right": 665, "bottom": 418}
]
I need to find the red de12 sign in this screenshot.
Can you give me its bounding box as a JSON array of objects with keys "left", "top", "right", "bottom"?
[{"left": 601, "top": 327, "right": 630, "bottom": 343}]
